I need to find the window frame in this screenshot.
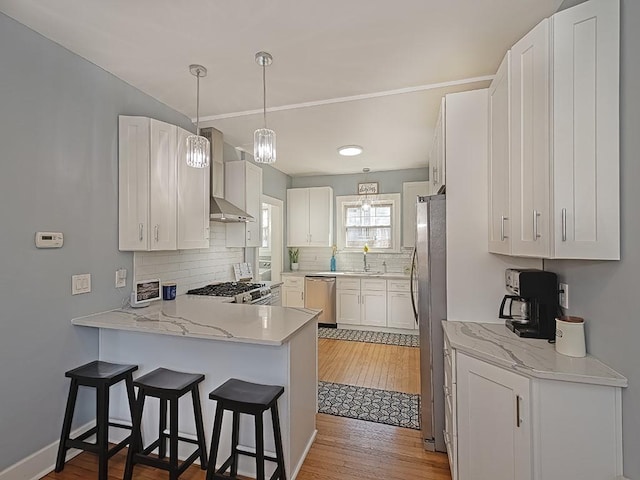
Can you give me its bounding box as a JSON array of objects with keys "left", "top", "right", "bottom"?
[{"left": 336, "top": 193, "right": 401, "bottom": 253}]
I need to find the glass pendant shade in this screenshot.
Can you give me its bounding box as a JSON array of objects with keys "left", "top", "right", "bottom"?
[
  {"left": 185, "top": 134, "right": 210, "bottom": 168},
  {"left": 360, "top": 196, "right": 371, "bottom": 212},
  {"left": 254, "top": 127, "right": 276, "bottom": 164}
]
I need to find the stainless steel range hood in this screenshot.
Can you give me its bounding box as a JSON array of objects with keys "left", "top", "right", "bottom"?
[
  {"left": 210, "top": 196, "right": 254, "bottom": 223},
  {"left": 201, "top": 127, "right": 254, "bottom": 223}
]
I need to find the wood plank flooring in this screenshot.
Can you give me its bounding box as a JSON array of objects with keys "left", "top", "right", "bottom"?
[{"left": 43, "top": 337, "right": 450, "bottom": 480}]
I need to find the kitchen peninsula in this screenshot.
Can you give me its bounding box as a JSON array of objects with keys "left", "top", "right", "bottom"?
[{"left": 72, "top": 295, "right": 319, "bottom": 479}]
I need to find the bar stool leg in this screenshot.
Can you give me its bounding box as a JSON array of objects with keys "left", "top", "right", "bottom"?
[
  {"left": 271, "top": 405, "right": 287, "bottom": 480},
  {"left": 124, "top": 374, "right": 138, "bottom": 450},
  {"left": 255, "top": 412, "right": 265, "bottom": 480},
  {"left": 191, "top": 384, "right": 208, "bottom": 469},
  {"left": 169, "top": 395, "right": 179, "bottom": 480},
  {"left": 230, "top": 411, "right": 240, "bottom": 477},
  {"left": 55, "top": 379, "right": 79, "bottom": 472},
  {"left": 206, "top": 403, "right": 224, "bottom": 480},
  {"left": 124, "top": 388, "right": 146, "bottom": 480},
  {"left": 158, "top": 398, "right": 167, "bottom": 459},
  {"left": 96, "top": 384, "right": 110, "bottom": 480}
]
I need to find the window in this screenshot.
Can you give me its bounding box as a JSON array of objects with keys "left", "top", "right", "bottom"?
[{"left": 336, "top": 194, "right": 401, "bottom": 252}]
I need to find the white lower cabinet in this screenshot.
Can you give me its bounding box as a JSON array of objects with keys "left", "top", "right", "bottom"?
[
  {"left": 448, "top": 347, "right": 624, "bottom": 480},
  {"left": 336, "top": 278, "right": 387, "bottom": 327},
  {"left": 386, "top": 280, "right": 416, "bottom": 330},
  {"left": 282, "top": 276, "right": 304, "bottom": 308}
]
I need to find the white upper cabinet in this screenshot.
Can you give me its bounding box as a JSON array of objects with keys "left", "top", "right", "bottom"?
[
  {"left": 489, "top": 0, "right": 620, "bottom": 259},
  {"left": 510, "top": 18, "right": 551, "bottom": 258},
  {"left": 552, "top": 0, "right": 620, "bottom": 259},
  {"left": 488, "top": 52, "right": 512, "bottom": 255},
  {"left": 287, "top": 187, "right": 333, "bottom": 247},
  {"left": 430, "top": 98, "right": 446, "bottom": 193},
  {"left": 119, "top": 116, "right": 178, "bottom": 251},
  {"left": 225, "top": 161, "right": 263, "bottom": 247},
  {"left": 177, "top": 127, "right": 210, "bottom": 250},
  {"left": 402, "top": 181, "right": 431, "bottom": 248}
]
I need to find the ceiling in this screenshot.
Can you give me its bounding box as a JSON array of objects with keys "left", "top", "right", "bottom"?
[{"left": 0, "top": 0, "right": 561, "bottom": 176}]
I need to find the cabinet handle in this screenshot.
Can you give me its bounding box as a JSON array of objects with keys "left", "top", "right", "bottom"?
[
  {"left": 154, "top": 225, "right": 159, "bottom": 242},
  {"left": 432, "top": 166, "right": 438, "bottom": 184},
  {"left": 138, "top": 223, "right": 144, "bottom": 242},
  {"left": 500, "top": 215, "right": 509, "bottom": 241},
  {"left": 561, "top": 208, "right": 567, "bottom": 242},
  {"left": 247, "top": 230, "right": 251, "bottom": 241},
  {"left": 532, "top": 210, "right": 541, "bottom": 240},
  {"left": 516, "top": 394, "right": 522, "bottom": 428}
]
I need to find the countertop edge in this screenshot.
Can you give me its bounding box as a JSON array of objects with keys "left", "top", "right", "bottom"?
[{"left": 443, "top": 321, "right": 628, "bottom": 388}]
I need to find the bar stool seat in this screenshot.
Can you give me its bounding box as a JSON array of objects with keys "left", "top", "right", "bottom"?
[
  {"left": 207, "top": 379, "right": 286, "bottom": 480},
  {"left": 124, "top": 367, "right": 208, "bottom": 480},
  {"left": 55, "top": 361, "right": 138, "bottom": 480}
]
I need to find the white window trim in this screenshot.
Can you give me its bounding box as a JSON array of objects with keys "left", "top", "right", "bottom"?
[{"left": 336, "top": 193, "right": 401, "bottom": 253}]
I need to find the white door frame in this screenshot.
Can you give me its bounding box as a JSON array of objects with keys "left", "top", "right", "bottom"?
[{"left": 261, "top": 194, "right": 283, "bottom": 282}]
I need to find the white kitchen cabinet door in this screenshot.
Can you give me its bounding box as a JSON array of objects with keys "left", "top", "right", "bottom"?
[
  {"left": 386, "top": 292, "right": 415, "bottom": 330},
  {"left": 177, "top": 127, "right": 210, "bottom": 249},
  {"left": 210, "top": 127, "right": 225, "bottom": 199},
  {"left": 457, "top": 352, "right": 531, "bottom": 480},
  {"left": 287, "top": 187, "right": 333, "bottom": 247},
  {"left": 488, "top": 52, "right": 512, "bottom": 255},
  {"left": 225, "top": 161, "right": 263, "bottom": 247},
  {"left": 551, "top": 0, "right": 620, "bottom": 260},
  {"left": 287, "top": 188, "right": 310, "bottom": 246},
  {"left": 118, "top": 116, "right": 150, "bottom": 251},
  {"left": 431, "top": 98, "right": 446, "bottom": 193},
  {"left": 361, "top": 290, "right": 387, "bottom": 327},
  {"left": 402, "top": 181, "right": 430, "bottom": 248},
  {"left": 510, "top": 19, "right": 550, "bottom": 258},
  {"left": 308, "top": 187, "right": 333, "bottom": 246},
  {"left": 337, "top": 289, "right": 361, "bottom": 325},
  {"left": 283, "top": 286, "right": 305, "bottom": 307}
]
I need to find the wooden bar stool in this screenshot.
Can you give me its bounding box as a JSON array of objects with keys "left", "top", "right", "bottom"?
[
  {"left": 123, "top": 367, "right": 208, "bottom": 480},
  {"left": 206, "top": 379, "right": 286, "bottom": 480},
  {"left": 55, "top": 360, "right": 138, "bottom": 480}
]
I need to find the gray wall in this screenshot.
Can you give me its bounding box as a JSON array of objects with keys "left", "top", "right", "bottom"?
[
  {"left": 546, "top": 0, "right": 639, "bottom": 477},
  {"left": 0, "top": 13, "right": 194, "bottom": 470}
]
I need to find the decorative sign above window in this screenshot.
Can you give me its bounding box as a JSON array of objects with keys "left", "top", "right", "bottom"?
[{"left": 358, "top": 182, "right": 379, "bottom": 195}]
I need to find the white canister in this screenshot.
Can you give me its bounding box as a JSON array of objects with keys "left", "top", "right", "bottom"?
[{"left": 555, "top": 316, "right": 586, "bottom": 357}]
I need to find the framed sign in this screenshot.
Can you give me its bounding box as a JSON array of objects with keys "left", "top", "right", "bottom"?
[{"left": 358, "top": 182, "right": 378, "bottom": 195}]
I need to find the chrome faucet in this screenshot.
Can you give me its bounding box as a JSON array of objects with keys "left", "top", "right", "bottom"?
[{"left": 363, "top": 253, "right": 370, "bottom": 272}]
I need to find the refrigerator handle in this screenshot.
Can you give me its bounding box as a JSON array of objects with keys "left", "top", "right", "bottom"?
[{"left": 410, "top": 246, "right": 418, "bottom": 324}]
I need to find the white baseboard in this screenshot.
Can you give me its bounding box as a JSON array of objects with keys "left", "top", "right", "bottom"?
[
  {"left": 290, "top": 429, "right": 317, "bottom": 480},
  {"left": 0, "top": 422, "right": 94, "bottom": 480}
]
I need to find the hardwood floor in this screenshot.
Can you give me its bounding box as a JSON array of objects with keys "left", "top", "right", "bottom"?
[{"left": 43, "top": 338, "right": 450, "bottom": 480}]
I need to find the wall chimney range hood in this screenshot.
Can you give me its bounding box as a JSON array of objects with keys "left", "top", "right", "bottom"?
[
  {"left": 201, "top": 127, "right": 254, "bottom": 223},
  {"left": 210, "top": 196, "right": 254, "bottom": 223}
]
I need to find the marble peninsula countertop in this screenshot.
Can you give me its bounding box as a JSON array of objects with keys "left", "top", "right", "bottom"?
[
  {"left": 443, "top": 321, "right": 627, "bottom": 388},
  {"left": 72, "top": 295, "right": 320, "bottom": 346}
]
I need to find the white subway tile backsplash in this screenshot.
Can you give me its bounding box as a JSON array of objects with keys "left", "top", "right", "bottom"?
[
  {"left": 134, "top": 223, "right": 243, "bottom": 292},
  {"left": 296, "top": 247, "right": 413, "bottom": 274}
]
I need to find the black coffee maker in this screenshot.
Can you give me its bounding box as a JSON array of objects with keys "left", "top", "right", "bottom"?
[{"left": 499, "top": 269, "right": 559, "bottom": 340}]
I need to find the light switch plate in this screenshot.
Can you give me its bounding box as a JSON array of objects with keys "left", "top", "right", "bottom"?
[
  {"left": 115, "top": 269, "right": 127, "bottom": 288},
  {"left": 72, "top": 274, "right": 91, "bottom": 295}
]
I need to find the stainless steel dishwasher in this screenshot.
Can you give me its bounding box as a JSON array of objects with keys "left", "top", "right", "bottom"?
[{"left": 304, "top": 276, "right": 336, "bottom": 326}]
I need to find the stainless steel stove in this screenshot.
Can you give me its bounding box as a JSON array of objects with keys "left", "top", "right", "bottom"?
[{"left": 186, "top": 282, "right": 272, "bottom": 305}]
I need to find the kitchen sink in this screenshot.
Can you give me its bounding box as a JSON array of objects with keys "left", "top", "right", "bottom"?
[{"left": 313, "top": 271, "right": 383, "bottom": 276}]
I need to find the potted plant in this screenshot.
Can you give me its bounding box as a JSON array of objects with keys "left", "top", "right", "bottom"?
[{"left": 289, "top": 248, "right": 300, "bottom": 271}]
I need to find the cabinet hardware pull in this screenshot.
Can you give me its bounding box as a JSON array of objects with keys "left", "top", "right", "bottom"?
[
  {"left": 501, "top": 215, "right": 509, "bottom": 241},
  {"left": 154, "top": 225, "right": 159, "bottom": 242},
  {"left": 516, "top": 394, "right": 522, "bottom": 427},
  {"left": 247, "top": 230, "right": 251, "bottom": 241},
  {"left": 561, "top": 208, "right": 567, "bottom": 242},
  {"left": 533, "top": 210, "right": 541, "bottom": 240},
  {"left": 139, "top": 223, "right": 144, "bottom": 242}
]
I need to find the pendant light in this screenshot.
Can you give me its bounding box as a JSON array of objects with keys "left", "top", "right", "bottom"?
[
  {"left": 254, "top": 51, "right": 276, "bottom": 164},
  {"left": 185, "top": 64, "right": 210, "bottom": 168},
  {"left": 360, "top": 168, "right": 373, "bottom": 212}
]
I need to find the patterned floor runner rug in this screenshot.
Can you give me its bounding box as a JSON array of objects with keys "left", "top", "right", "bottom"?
[
  {"left": 318, "top": 327, "right": 419, "bottom": 348},
  {"left": 318, "top": 381, "right": 420, "bottom": 430}
]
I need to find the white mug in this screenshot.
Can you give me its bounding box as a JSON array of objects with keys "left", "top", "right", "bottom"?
[{"left": 555, "top": 316, "right": 586, "bottom": 357}]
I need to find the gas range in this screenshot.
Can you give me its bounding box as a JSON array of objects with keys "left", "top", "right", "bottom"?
[{"left": 186, "top": 282, "right": 272, "bottom": 305}]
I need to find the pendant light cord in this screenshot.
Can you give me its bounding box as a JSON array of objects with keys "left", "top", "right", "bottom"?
[
  {"left": 262, "top": 64, "right": 267, "bottom": 129},
  {"left": 195, "top": 71, "right": 201, "bottom": 136}
]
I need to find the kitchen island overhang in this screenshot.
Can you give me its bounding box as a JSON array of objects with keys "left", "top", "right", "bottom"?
[{"left": 72, "top": 296, "right": 320, "bottom": 479}]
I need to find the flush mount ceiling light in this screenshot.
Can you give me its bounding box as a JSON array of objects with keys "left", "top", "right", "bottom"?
[
  {"left": 254, "top": 51, "right": 276, "bottom": 164},
  {"left": 338, "top": 145, "right": 363, "bottom": 157},
  {"left": 185, "top": 64, "right": 210, "bottom": 168}
]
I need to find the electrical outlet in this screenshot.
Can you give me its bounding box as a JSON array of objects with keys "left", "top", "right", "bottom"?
[
  {"left": 559, "top": 282, "right": 569, "bottom": 309},
  {"left": 72, "top": 274, "right": 91, "bottom": 295},
  {"left": 115, "top": 268, "right": 127, "bottom": 288}
]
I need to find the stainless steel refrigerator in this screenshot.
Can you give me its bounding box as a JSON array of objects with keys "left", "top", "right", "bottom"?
[{"left": 410, "top": 194, "right": 446, "bottom": 452}]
